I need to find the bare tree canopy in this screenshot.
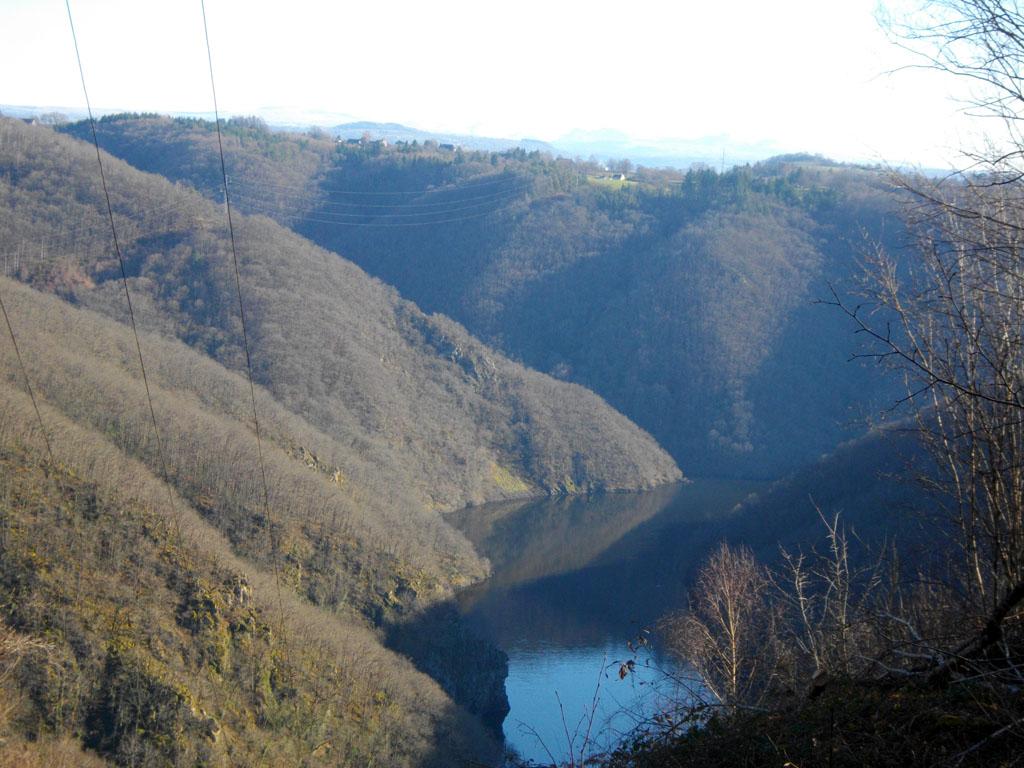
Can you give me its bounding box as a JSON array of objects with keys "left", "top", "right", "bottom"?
[
  {"left": 885, "top": 0, "right": 1024, "bottom": 173},
  {"left": 835, "top": 0, "right": 1024, "bottom": 657}
]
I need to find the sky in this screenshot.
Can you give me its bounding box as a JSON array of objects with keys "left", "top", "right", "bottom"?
[{"left": 0, "top": 0, "right": 995, "bottom": 167}]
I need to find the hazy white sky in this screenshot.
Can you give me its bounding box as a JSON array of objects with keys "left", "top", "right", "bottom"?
[{"left": 0, "top": 0, "right": 993, "bottom": 166}]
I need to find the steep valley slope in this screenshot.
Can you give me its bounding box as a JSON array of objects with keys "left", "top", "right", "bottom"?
[
  {"left": 59, "top": 114, "right": 905, "bottom": 479},
  {"left": 1, "top": 117, "right": 679, "bottom": 504},
  {"left": 0, "top": 281, "right": 498, "bottom": 767},
  {"left": 0, "top": 116, "right": 683, "bottom": 765}
]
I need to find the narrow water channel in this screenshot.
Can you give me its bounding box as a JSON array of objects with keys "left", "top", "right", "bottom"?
[{"left": 448, "top": 480, "right": 755, "bottom": 764}]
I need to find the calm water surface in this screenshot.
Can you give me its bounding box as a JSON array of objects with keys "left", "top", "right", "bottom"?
[{"left": 448, "top": 480, "right": 755, "bottom": 765}]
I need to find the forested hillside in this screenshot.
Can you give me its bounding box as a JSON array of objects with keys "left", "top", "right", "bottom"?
[
  {"left": 63, "top": 115, "right": 904, "bottom": 477},
  {"left": 0, "top": 279, "right": 499, "bottom": 766},
  {"left": 0, "top": 117, "right": 680, "bottom": 505},
  {"left": 0, "top": 116, "right": 688, "bottom": 764}
]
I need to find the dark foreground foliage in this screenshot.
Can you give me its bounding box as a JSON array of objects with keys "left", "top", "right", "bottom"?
[{"left": 608, "top": 678, "right": 1024, "bottom": 768}]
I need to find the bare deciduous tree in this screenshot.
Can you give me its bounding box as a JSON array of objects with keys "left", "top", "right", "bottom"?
[
  {"left": 662, "top": 543, "right": 779, "bottom": 710},
  {"left": 831, "top": 0, "right": 1024, "bottom": 673}
]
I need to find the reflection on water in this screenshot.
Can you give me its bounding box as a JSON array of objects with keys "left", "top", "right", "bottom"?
[
  {"left": 502, "top": 641, "right": 683, "bottom": 765},
  {"left": 448, "top": 480, "right": 755, "bottom": 765}
]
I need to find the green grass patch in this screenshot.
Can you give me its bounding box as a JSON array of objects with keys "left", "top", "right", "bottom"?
[{"left": 586, "top": 175, "right": 638, "bottom": 190}]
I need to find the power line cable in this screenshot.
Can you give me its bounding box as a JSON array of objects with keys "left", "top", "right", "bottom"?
[
  {"left": 200, "top": 0, "right": 285, "bottom": 619},
  {"left": 0, "top": 218, "right": 222, "bottom": 268},
  {"left": 231, "top": 181, "right": 531, "bottom": 209},
  {"left": 64, "top": 0, "right": 181, "bottom": 539},
  {"left": 227, "top": 171, "right": 522, "bottom": 196},
  {"left": 0, "top": 182, "right": 525, "bottom": 267},
  {"left": 231, "top": 186, "right": 527, "bottom": 218},
  {"left": 239, "top": 199, "right": 519, "bottom": 228},
  {"left": 0, "top": 287, "right": 54, "bottom": 465},
  {"left": 0, "top": 199, "right": 220, "bottom": 263}
]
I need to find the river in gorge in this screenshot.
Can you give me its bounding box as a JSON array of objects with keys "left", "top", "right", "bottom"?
[{"left": 447, "top": 479, "right": 759, "bottom": 765}]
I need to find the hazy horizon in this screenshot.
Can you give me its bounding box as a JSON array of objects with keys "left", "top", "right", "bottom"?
[{"left": 0, "top": 0, "right": 997, "bottom": 169}]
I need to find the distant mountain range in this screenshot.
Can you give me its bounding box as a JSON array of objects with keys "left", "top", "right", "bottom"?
[
  {"left": 2, "top": 104, "right": 801, "bottom": 169},
  {"left": 330, "top": 121, "right": 558, "bottom": 154},
  {"left": 551, "top": 127, "right": 789, "bottom": 169},
  {"left": 329, "top": 122, "right": 796, "bottom": 169}
]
